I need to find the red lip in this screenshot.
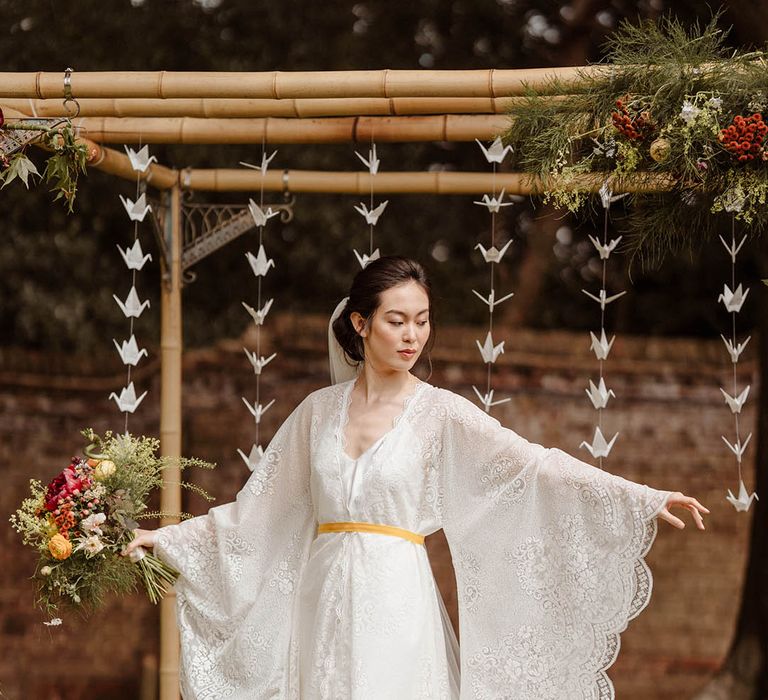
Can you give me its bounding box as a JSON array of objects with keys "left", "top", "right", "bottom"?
[{"left": 398, "top": 350, "right": 416, "bottom": 355}]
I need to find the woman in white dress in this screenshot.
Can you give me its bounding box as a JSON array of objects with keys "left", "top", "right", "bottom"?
[{"left": 124, "top": 255, "right": 708, "bottom": 700}]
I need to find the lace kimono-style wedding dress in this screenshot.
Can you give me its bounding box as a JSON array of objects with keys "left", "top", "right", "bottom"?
[{"left": 154, "top": 377, "right": 673, "bottom": 700}]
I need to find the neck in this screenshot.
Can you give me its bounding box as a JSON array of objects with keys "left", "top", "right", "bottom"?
[{"left": 355, "top": 364, "right": 417, "bottom": 402}]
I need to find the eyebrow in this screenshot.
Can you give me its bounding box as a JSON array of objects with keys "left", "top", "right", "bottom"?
[{"left": 384, "top": 309, "right": 430, "bottom": 316}]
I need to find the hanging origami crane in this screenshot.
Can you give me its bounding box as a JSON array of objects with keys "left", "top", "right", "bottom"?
[
  {"left": 113, "top": 335, "right": 148, "bottom": 366},
  {"left": 476, "top": 331, "right": 505, "bottom": 364},
  {"left": 243, "top": 349, "right": 277, "bottom": 375},
  {"left": 124, "top": 145, "right": 157, "bottom": 173},
  {"left": 472, "top": 386, "right": 512, "bottom": 412},
  {"left": 579, "top": 426, "right": 619, "bottom": 459},
  {"left": 475, "top": 241, "right": 512, "bottom": 264},
  {"left": 726, "top": 480, "right": 759, "bottom": 512},
  {"left": 239, "top": 150, "right": 278, "bottom": 174},
  {"left": 585, "top": 377, "right": 616, "bottom": 409},
  {"left": 109, "top": 381, "right": 148, "bottom": 413},
  {"left": 720, "top": 334, "right": 751, "bottom": 363},
  {"left": 598, "top": 182, "right": 629, "bottom": 209},
  {"left": 354, "top": 201, "right": 389, "bottom": 226},
  {"left": 354, "top": 248, "right": 381, "bottom": 269},
  {"left": 117, "top": 239, "right": 152, "bottom": 271},
  {"left": 589, "top": 329, "right": 616, "bottom": 360},
  {"left": 245, "top": 245, "right": 275, "bottom": 277},
  {"left": 581, "top": 288, "right": 627, "bottom": 310},
  {"left": 718, "top": 234, "right": 746, "bottom": 264},
  {"left": 472, "top": 288, "right": 515, "bottom": 312},
  {"left": 113, "top": 286, "right": 150, "bottom": 318},
  {"left": 475, "top": 136, "right": 513, "bottom": 164},
  {"left": 237, "top": 443, "right": 265, "bottom": 472},
  {"left": 720, "top": 386, "right": 750, "bottom": 414},
  {"left": 248, "top": 200, "right": 280, "bottom": 227},
  {"left": 718, "top": 283, "right": 749, "bottom": 313},
  {"left": 588, "top": 234, "right": 622, "bottom": 260},
  {"left": 473, "top": 189, "right": 513, "bottom": 213},
  {"left": 241, "top": 299, "right": 274, "bottom": 327},
  {"left": 241, "top": 397, "right": 276, "bottom": 424},
  {"left": 355, "top": 144, "right": 380, "bottom": 175},
  {"left": 722, "top": 433, "right": 752, "bottom": 463},
  {"left": 119, "top": 193, "right": 151, "bottom": 222}
]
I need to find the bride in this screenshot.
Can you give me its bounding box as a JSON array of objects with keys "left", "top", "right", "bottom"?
[{"left": 124, "top": 255, "right": 708, "bottom": 700}]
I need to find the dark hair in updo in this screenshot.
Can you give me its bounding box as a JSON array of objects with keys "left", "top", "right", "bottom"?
[{"left": 332, "top": 255, "right": 436, "bottom": 372}]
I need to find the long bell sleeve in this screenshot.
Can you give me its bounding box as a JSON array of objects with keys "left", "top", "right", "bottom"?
[
  {"left": 435, "top": 388, "right": 672, "bottom": 700},
  {"left": 153, "top": 393, "right": 317, "bottom": 700}
]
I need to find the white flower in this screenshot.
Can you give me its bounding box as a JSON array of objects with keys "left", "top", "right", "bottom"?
[
  {"left": 680, "top": 100, "right": 700, "bottom": 125},
  {"left": 75, "top": 534, "right": 105, "bottom": 558},
  {"left": 707, "top": 96, "right": 722, "bottom": 110},
  {"left": 40, "top": 566, "right": 52, "bottom": 576},
  {"left": 43, "top": 617, "right": 62, "bottom": 627},
  {"left": 80, "top": 512, "right": 106, "bottom": 535}
]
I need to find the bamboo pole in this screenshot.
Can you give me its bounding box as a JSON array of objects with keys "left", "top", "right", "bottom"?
[
  {"left": 69, "top": 114, "right": 509, "bottom": 144},
  {"left": 0, "top": 67, "right": 594, "bottom": 100},
  {"left": 159, "top": 185, "right": 183, "bottom": 700},
  {"left": 2, "top": 96, "right": 525, "bottom": 118}
]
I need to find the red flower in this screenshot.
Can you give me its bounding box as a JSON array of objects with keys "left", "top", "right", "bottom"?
[
  {"left": 44, "top": 462, "right": 88, "bottom": 512},
  {"left": 0, "top": 108, "right": 4, "bottom": 129}
]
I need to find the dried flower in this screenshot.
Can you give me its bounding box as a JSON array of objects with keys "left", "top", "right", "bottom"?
[{"left": 680, "top": 100, "right": 700, "bottom": 125}]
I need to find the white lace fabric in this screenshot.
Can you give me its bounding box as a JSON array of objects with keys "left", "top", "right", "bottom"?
[{"left": 154, "top": 379, "right": 672, "bottom": 699}]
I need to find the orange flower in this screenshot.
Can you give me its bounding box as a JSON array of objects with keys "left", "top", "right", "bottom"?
[{"left": 48, "top": 533, "right": 73, "bottom": 561}]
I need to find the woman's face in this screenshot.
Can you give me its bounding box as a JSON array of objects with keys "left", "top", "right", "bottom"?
[{"left": 351, "top": 281, "right": 431, "bottom": 374}]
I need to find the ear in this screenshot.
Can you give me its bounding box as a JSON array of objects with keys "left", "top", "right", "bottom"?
[{"left": 349, "top": 311, "right": 367, "bottom": 337}]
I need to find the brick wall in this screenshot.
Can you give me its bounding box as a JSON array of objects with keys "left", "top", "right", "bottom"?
[{"left": 0, "top": 312, "right": 757, "bottom": 699}]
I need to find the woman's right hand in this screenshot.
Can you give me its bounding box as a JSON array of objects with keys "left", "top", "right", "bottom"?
[{"left": 121, "top": 528, "right": 157, "bottom": 557}]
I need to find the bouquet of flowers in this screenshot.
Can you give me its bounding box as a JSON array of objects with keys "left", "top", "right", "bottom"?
[{"left": 10, "top": 428, "right": 215, "bottom": 618}]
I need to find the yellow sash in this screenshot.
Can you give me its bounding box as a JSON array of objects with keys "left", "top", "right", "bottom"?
[{"left": 316, "top": 521, "right": 425, "bottom": 545}]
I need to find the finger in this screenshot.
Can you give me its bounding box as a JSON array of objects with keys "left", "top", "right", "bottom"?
[
  {"left": 686, "top": 504, "right": 706, "bottom": 530},
  {"left": 659, "top": 510, "right": 685, "bottom": 529}
]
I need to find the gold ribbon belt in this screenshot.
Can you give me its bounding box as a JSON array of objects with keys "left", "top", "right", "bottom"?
[{"left": 317, "top": 521, "right": 425, "bottom": 545}]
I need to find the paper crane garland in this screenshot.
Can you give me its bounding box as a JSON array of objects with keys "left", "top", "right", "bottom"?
[
  {"left": 588, "top": 234, "right": 622, "bottom": 260},
  {"left": 242, "top": 299, "right": 274, "bottom": 327},
  {"left": 241, "top": 397, "right": 276, "bottom": 424},
  {"left": 721, "top": 334, "right": 751, "bottom": 363},
  {"left": 248, "top": 200, "right": 280, "bottom": 227},
  {"left": 240, "top": 150, "right": 278, "bottom": 174},
  {"left": 124, "top": 145, "right": 157, "bottom": 173},
  {"left": 237, "top": 444, "right": 265, "bottom": 472},
  {"left": 586, "top": 377, "right": 616, "bottom": 409},
  {"left": 354, "top": 248, "right": 381, "bottom": 269},
  {"left": 246, "top": 245, "right": 275, "bottom": 277},
  {"left": 589, "top": 330, "right": 616, "bottom": 361},
  {"left": 582, "top": 288, "right": 627, "bottom": 310},
  {"left": 473, "top": 190, "right": 513, "bottom": 213},
  {"left": 580, "top": 426, "right": 619, "bottom": 459},
  {"left": 721, "top": 433, "right": 752, "bottom": 463},
  {"left": 113, "top": 335, "right": 148, "bottom": 366},
  {"left": 354, "top": 201, "right": 388, "bottom": 226},
  {"left": 475, "top": 136, "right": 513, "bottom": 164},
  {"left": 472, "top": 386, "right": 511, "bottom": 412},
  {"left": 472, "top": 288, "right": 515, "bottom": 312},
  {"left": 476, "top": 332, "right": 505, "bottom": 364},
  {"left": 720, "top": 386, "right": 750, "bottom": 414},
  {"left": 117, "top": 240, "right": 152, "bottom": 271},
  {"left": 355, "top": 145, "right": 380, "bottom": 175},
  {"left": 718, "top": 283, "right": 749, "bottom": 313},
  {"left": 243, "top": 349, "right": 277, "bottom": 375},
  {"left": 475, "top": 241, "right": 512, "bottom": 264},
  {"left": 726, "top": 479, "right": 759, "bottom": 512},
  {"left": 113, "top": 286, "right": 150, "bottom": 318}
]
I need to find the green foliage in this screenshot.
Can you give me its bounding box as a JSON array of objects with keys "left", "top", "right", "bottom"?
[
  {"left": 0, "top": 152, "right": 40, "bottom": 188},
  {"left": 42, "top": 124, "right": 88, "bottom": 213},
  {"left": 503, "top": 12, "right": 768, "bottom": 266}
]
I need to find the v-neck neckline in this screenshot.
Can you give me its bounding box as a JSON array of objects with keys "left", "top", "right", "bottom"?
[{"left": 339, "top": 377, "right": 427, "bottom": 461}]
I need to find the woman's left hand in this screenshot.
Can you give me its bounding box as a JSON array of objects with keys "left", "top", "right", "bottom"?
[{"left": 657, "top": 492, "right": 709, "bottom": 530}]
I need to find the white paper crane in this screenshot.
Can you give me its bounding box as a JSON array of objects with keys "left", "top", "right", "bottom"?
[
  {"left": 117, "top": 239, "right": 152, "bottom": 271},
  {"left": 354, "top": 201, "right": 388, "bottom": 226},
  {"left": 720, "top": 385, "right": 750, "bottom": 414},
  {"left": 580, "top": 426, "right": 619, "bottom": 459},
  {"left": 721, "top": 433, "right": 752, "bottom": 463},
  {"left": 588, "top": 234, "right": 622, "bottom": 260},
  {"left": 245, "top": 245, "right": 275, "bottom": 277},
  {"left": 248, "top": 199, "right": 280, "bottom": 227},
  {"left": 109, "top": 381, "right": 148, "bottom": 413},
  {"left": 719, "top": 234, "right": 746, "bottom": 264},
  {"left": 581, "top": 288, "right": 627, "bottom": 310},
  {"left": 476, "top": 331, "right": 505, "bottom": 364},
  {"left": 718, "top": 283, "right": 749, "bottom": 313},
  {"left": 119, "top": 193, "right": 151, "bottom": 222},
  {"left": 472, "top": 288, "right": 515, "bottom": 312},
  {"left": 237, "top": 443, "right": 265, "bottom": 472},
  {"left": 243, "top": 349, "right": 277, "bottom": 375},
  {"left": 585, "top": 377, "right": 616, "bottom": 409},
  {"left": 355, "top": 144, "right": 380, "bottom": 175},
  {"left": 589, "top": 329, "right": 616, "bottom": 360},
  {"left": 113, "top": 335, "right": 148, "bottom": 366},
  {"left": 113, "top": 286, "right": 150, "bottom": 318},
  {"left": 240, "top": 150, "right": 278, "bottom": 174},
  {"left": 242, "top": 299, "right": 273, "bottom": 326},
  {"left": 354, "top": 248, "right": 381, "bottom": 269},
  {"left": 473, "top": 189, "right": 513, "bottom": 213},
  {"left": 721, "top": 334, "right": 751, "bottom": 363},
  {"left": 475, "top": 136, "right": 513, "bottom": 164},
  {"left": 241, "top": 397, "right": 276, "bottom": 424},
  {"left": 598, "top": 182, "right": 629, "bottom": 209},
  {"left": 475, "top": 241, "right": 512, "bottom": 264},
  {"left": 472, "top": 386, "right": 512, "bottom": 412},
  {"left": 124, "top": 145, "right": 157, "bottom": 173},
  {"left": 726, "top": 479, "right": 759, "bottom": 512}
]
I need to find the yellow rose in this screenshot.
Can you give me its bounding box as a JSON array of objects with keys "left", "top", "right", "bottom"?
[
  {"left": 48, "top": 534, "right": 73, "bottom": 561},
  {"left": 93, "top": 460, "right": 116, "bottom": 481}
]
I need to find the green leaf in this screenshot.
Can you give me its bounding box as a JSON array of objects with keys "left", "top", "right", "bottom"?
[{"left": 1, "top": 153, "right": 41, "bottom": 189}]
